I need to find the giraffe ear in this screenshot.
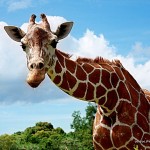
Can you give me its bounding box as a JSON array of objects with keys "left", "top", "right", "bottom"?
[
  {"left": 54, "top": 22, "right": 73, "bottom": 40},
  {"left": 4, "top": 26, "right": 26, "bottom": 42}
]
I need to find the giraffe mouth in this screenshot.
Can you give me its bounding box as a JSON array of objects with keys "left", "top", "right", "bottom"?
[{"left": 26, "top": 69, "right": 46, "bottom": 88}]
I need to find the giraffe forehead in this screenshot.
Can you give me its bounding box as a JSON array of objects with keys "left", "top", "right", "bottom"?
[
  {"left": 22, "top": 26, "right": 56, "bottom": 45},
  {"left": 28, "top": 27, "right": 49, "bottom": 42}
]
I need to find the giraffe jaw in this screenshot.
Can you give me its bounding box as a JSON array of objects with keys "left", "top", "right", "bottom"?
[{"left": 26, "top": 69, "right": 46, "bottom": 88}]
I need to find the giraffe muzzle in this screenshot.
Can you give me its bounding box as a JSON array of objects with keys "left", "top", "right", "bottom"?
[{"left": 26, "top": 69, "right": 46, "bottom": 88}]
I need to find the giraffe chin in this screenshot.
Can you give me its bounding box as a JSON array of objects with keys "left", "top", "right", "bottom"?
[{"left": 26, "top": 69, "right": 46, "bottom": 88}]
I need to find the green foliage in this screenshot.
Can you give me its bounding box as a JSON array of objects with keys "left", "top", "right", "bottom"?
[
  {"left": 70, "top": 103, "right": 97, "bottom": 150},
  {"left": 71, "top": 102, "right": 97, "bottom": 133},
  {"left": 0, "top": 103, "right": 97, "bottom": 150},
  {"left": 0, "top": 134, "right": 17, "bottom": 150}
]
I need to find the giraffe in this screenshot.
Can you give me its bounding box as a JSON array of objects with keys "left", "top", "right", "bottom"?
[{"left": 4, "top": 14, "right": 150, "bottom": 150}]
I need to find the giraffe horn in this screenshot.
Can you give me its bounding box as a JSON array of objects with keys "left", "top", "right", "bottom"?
[
  {"left": 27, "top": 14, "right": 36, "bottom": 31},
  {"left": 29, "top": 14, "right": 36, "bottom": 25},
  {"left": 40, "top": 13, "right": 51, "bottom": 31}
]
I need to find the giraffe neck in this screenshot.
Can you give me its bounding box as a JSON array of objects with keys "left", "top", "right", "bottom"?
[
  {"left": 48, "top": 49, "right": 102, "bottom": 100},
  {"left": 48, "top": 50, "right": 134, "bottom": 115},
  {"left": 47, "top": 49, "right": 88, "bottom": 97}
]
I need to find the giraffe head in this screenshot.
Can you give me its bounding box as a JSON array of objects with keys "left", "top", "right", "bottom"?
[{"left": 4, "top": 14, "right": 73, "bottom": 88}]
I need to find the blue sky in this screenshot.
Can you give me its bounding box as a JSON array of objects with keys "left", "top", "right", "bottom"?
[{"left": 0, "top": 0, "right": 150, "bottom": 134}]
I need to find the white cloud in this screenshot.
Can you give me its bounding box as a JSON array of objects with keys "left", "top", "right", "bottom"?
[
  {"left": 0, "top": 23, "right": 26, "bottom": 80},
  {"left": 1, "top": 15, "right": 150, "bottom": 104},
  {"left": 129, "top": 42, "right": 150, "bottom": 63},
  {"left": 46, "top": 16, "right": 67, "bottom": 32},
  {"left": 7, "top": 0, "right": 32, "bottom": 12},
  {"left": 75, "top": 29, "right": 116, "bottom": 59}
]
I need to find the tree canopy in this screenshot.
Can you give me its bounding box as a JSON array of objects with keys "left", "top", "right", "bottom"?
[{"left": 0, "top": 103, "right": 97, "bottom": 150}]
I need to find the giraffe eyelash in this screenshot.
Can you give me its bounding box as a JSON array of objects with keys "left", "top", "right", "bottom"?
[
  {"left": 50, "top": 40, "right": 58, "bottom": 48},
  {"left": 20, "top": 43, "right": 26, "bottom": 51}
]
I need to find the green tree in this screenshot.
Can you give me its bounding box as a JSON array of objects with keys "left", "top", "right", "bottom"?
[
  {"left": 0, "top": 103, "right": 97, "bottom": 150},
  {"left": 71, "top": 111, "right": 86, "bottom": 131},
  {"left": 71, "top": 103, "right": 97, "bottom": 131},
  {"left": 70, "top": 102, "right": 97, "bottom": 150},
  {"left": 85, "top": 102, "right": 97, "bottom": 133},
  {"left": 35, "top": 122, "right": 54, "bottom": 131},
  {"left": 0, "top": 134, "right": 18, "bottom": 150}
]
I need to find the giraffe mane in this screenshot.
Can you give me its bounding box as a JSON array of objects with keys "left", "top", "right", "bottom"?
[
  {"left": 56, "top": 49, "right": 124, "bottom": 68},
  {"left": 56, "top": 49, "right": 72, "bottom": 59},
  {"left": 76, "top": 56, "right": 123, "bottom": 67}
]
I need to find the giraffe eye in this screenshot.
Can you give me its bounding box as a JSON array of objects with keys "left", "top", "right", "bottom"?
[
  {"left": 50, "top": 39, "right": 58, "bottom": 48},
  {"left": 21, "top": 43, "right": 26, "bottom": 51}
]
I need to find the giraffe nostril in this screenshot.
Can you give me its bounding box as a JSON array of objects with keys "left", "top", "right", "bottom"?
[
  {"left": 29, "top": 62, "right": 44, "bottom": 70},
  {"left": 38, "top": 62, "right": 44, "bottom": 69},
  {"left": 30, "top": 63, "right": 36, "bottom": 69}
]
